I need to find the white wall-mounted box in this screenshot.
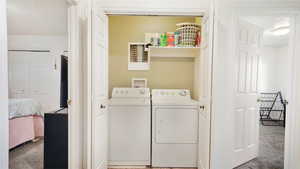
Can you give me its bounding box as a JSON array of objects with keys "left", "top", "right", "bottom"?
[
  {"left": 128, "top": 43, "right": 150, "bottom": 70},
  {"left": 132, "top": 78, "right": 147, "bottom": 88}
]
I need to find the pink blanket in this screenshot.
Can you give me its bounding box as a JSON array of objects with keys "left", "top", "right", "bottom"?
[{"left": 9, "top": 115, "right": 44, "bottom": 149}]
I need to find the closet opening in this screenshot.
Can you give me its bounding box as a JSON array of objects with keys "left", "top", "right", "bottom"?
[
  {"left": 233, "top": 16, "right": 293, "bottom": 169},
  {"left": 7, "top": 0, "right": 69, "bottom": 169},
  {"left": 108, "top": 15, "right": 202, "bottom": 99},
  {"left": 106, "top": 14, "right": 209, "bottom": 168}
]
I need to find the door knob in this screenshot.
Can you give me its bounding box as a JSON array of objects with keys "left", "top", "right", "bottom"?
[
  {"left": 200, "top": 105, "right": 205, "bottom": 110},
  {"left": 67, "top": 99, "right": 72, "bottom": 106},
  {"left": 100, "top": 104, "right": 106, "bottom": 109}
]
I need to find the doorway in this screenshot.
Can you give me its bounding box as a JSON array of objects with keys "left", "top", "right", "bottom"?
[
  {"left": 7, "top": 0, "right": 69, "bottom": 169},
  {"left": 108, "top": 15, "right": 200, "bottom": 167},
  {"left": 87, "top": 9, "right": 213, "bottom": 169},
  {"left": 232, "top": 15, "right": 293, "bottom": 169}
]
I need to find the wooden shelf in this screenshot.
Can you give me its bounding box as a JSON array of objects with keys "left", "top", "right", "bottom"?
[{"left": 148, "top": 46, "right": 200, "bottom": 58}]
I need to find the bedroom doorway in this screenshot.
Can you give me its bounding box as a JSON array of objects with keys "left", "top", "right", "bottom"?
[
  {"left": 7, "top": 0, "right": 69, "bottom": 169},
  {"left": 233, "top": 15, "right": 292, "bottom": 169}
]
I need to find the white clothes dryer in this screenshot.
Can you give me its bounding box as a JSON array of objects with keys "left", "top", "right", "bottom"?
[{"left": 151, "top": 89, "right": 199, "bottom": 167}]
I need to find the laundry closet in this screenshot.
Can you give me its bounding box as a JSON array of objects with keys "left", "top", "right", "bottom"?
[{"left": 104, "top": 15, "right": 210, "bottom": 168}]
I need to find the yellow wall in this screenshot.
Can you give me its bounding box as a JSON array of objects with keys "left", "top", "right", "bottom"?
[
  {"left": 195, "top": 17, "right": 201, "bottom": 24},
  {"left": 109, "top": 16, "right": 200, "bottom": 98}
]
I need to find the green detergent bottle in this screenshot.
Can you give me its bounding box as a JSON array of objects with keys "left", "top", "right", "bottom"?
[{"left": 160, "top": 33, "right": 167, "bottom": 47}]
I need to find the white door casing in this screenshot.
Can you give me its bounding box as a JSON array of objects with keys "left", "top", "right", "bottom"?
[
  {"left": 210, "top": 2, "right": 239, "bottom": 168},
  {"left": 287, "top": 14, "right": 300, "bottom": 169},
  {"left": 232, "top": 19, "right": 261, "bottom": 167},
  {"left": 294, "top": 14, "right": 300, "bottom": 169},
  {"left": 0, "top": 0, "right": 9, "bottom": 168},
  {"left": 91, "top": 7, "right": 109, "bottom": 169}
]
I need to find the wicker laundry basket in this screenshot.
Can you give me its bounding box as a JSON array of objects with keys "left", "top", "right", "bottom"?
[{"left": 176, "top": 23, "right": 201, "bottom": 47}]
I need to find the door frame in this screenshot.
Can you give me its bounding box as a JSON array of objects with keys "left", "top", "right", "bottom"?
[
  {"left": 0, "top": 0, "right": 84, "bottom": 168},
  {"left": 211, "top": 2, "right": 300, "bottom": 169},
  {"left": 0, "top": 0, "right": 9, "bottom": 168},
  {"left": 67, "top": 1, "right": 86, "bottom": 169},
  {"left": 85, "top": 6, "right": 213, "bottom": 169}
]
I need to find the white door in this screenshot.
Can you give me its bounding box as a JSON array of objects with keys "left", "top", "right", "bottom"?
[
  {"left": 91, "top": 8, "right": 109, "bottom": 169},
  {"left": 197, "top": 8, "right": 213, "bottom": 169},
  {"left": 233, "top": 19, "right": 261, "bottom": 167}
]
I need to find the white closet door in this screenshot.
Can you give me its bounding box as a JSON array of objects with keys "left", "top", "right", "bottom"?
[
  {"left": 27, "top": 52, "right": 59, "bottom": 112},
  {"left": 197, "top": 5, "right": 214, "bottom": 169},
  {"left": 8, "top": 51, "right": 59, "bottom": 112},
  {"left": 91, "top": 7, "right": 109, "bottom": 169},
  {"left": 232, "top": 19, "right": 261, "bottom": 168},
  {"left": 8, "top": 64, "right": 28, "bottom": 98},
  {"left": 8, "top": 52, "right": 29, "bottom": 98}
]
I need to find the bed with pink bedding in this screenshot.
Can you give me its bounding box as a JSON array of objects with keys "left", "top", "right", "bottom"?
[{"left": 9, "top": 99, "right": 44, "bottom": 149}]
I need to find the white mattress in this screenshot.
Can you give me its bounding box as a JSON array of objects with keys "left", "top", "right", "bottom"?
[{"left": 9, "top": 98, "right": 43, "bottom": 119}]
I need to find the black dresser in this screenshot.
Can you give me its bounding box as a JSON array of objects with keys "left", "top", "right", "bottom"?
[{"left": 44, "top": 111, "right": 68, "bottom": 169}]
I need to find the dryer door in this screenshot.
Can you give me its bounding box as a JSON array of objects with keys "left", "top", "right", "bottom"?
[{"left": 154, "top": 106, "right": 198, "bottom": 144}]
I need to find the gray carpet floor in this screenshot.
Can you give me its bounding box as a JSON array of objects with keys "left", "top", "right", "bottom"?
[
  {"left": 235, "top": 125, "right": 285, "bottom": 169},
  {"left": 9, "top": 125, "right": 284, "bottom": 169},
  {"left": 9, "top": 139, "right": 43, "bottom": 169}
]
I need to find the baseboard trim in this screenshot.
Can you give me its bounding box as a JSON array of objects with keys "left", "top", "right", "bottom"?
[{"left": 198, "top": 160, "right": 206, "bottom": 169}]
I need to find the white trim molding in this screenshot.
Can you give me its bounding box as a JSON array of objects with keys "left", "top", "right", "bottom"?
[
  {"left": 68, "top": 4, "right": 85, "bottom": 169},
  {"left": 288, "top": 13, "right": 300, "bottom": 169},
  {"left": 232, "top": 1, "right": 300, "bottom": 9},
  {"left": 0, "top": 0, "right": 9, "bottom": 168},
  {"left": 103, "top": 8, "right": 206, "bottom": 16}
]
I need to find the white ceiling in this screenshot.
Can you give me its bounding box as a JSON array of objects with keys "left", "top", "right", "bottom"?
[
  {"left": 243, "top": 16, "right": 290, "bottom": 47},
  {"left": 7, "top": 0, "right": 68, "bottom": 35}
]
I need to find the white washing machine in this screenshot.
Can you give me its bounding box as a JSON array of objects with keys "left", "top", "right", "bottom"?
[
  {"left": 108, "top": 88, "right": 151, "bottom": 166},
  {"left": 151, "top": 89, "right": 199, "bottom": 167}
]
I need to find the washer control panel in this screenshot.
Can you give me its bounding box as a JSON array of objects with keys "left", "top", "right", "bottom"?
[
  {"left": 152, "top": 89, "right": 191, "bottom": 100},
  {"left": 112, "top": 88, "right": 150, "bottom": 98}
]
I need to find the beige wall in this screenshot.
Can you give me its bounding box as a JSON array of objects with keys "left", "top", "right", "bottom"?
[{"left": 109, "top": 16, "right": 199, "bottom": 98}]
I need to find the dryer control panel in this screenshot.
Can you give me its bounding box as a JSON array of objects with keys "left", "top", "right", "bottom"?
[
  {"left": 151, "top": 89, "right": 191, "bottom": 100},
  {"left": 112, "top": 88, "right": 150, "bottom": 98}
]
